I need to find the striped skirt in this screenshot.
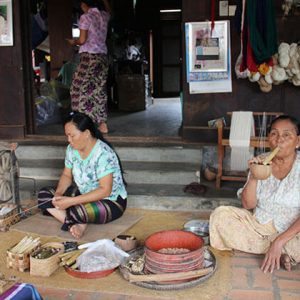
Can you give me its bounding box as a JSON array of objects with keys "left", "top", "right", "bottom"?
[{"left": 37, "top": 185, "right": 127, "bottom": 231}]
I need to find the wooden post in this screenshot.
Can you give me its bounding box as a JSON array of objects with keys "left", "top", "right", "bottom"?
[{"left": 48, "top": 0, "right": 73, "bottom": 78}]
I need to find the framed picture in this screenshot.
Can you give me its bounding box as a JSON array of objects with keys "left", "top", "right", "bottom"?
[
  {"left": 185, "top": 20, "right": 232, "bottom": 94},
  {"left": 186, "top": 21, "right": 228, "bottom": 73},
  {"left": 0, "top": 0, "right": 13, "bottom": 46}
]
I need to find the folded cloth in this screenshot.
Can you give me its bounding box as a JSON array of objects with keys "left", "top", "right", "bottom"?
[
  {"left": 0, "top": 283, "right": 43, "bottom": 300},
  {"left": 229, "top": 111, "right": 255, "bottom": 171},
  {"left": 229, "top": 111, "right": 254, "bottom": 148}
]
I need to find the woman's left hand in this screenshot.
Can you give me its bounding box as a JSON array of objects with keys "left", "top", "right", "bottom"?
[
  {"left": 52, "top": 196, "right": 73, "bottom": 210},
  {"left": 261, "top": 238, "right": 285, "bottom": 273},
  {"left": 66, "top": 38, "right": 76, "bottom": 46}
]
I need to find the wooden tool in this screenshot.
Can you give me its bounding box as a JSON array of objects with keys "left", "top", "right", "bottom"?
[
  {"left": 263, "top": 147, "right": 280, "bottom": 165},
  {"left": 124, "top": 267, "right": 213, "bottom": 283}
]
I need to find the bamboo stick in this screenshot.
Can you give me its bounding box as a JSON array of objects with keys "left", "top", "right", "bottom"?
[
  {"left": 65, "top": 251, "right": 83, "bottom": 266},
  {"left": 263, "top": 147, "right": 280, "bottom": 165},
  {"left": 125, "top": 267, "right": 214, "bottom": 283}
]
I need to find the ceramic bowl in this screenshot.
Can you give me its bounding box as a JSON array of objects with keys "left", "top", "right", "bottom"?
[
  {"left": 114, "top": 235, "right": 138, "bottom": 252},
  {"left": 204, "top": 167, "right": 217, "bottom": 181},
  {"left": 250, "top": 163, "right": 271, "bottom": 180}
]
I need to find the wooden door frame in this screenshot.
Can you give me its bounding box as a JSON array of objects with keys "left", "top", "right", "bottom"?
[
  {"left": 152, "top": 11, "right": 182, "bottom": 98},
  {"left": 21, "top": 0, "right": 36, "bottom": 135}
]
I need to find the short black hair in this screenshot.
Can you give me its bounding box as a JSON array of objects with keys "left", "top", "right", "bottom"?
[
  {"left": 80, "top": 0, "right": 105, "bottom": 10},
  {"left": 80, "top": 0, "right": 96, "bottom": 7}
]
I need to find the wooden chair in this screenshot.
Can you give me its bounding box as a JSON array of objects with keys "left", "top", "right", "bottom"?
[{"left": 216, "top": 112, "right": 283, "bottom": 188}]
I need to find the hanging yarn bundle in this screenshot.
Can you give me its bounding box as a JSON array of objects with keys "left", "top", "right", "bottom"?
[
  {"left": 210, "top": 0, "right": 215, "bottom": 35},
  {"left": 271, "top": 42, "right": 300, "bottom": 86},
  {"left": 234, "top": 0, "right": 278, "bottom": 92}
]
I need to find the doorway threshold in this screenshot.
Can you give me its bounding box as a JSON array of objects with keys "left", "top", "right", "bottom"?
[{"left": 11, "top": 134, "right": 205, "bottom": 148}]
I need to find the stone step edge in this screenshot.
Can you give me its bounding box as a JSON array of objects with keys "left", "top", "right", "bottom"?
[
  {"left": 127, "top": 194, "right": 241, "bottom": 211},
  {"left": 18, "top": 160, "right": 200, "bottom": 170}
]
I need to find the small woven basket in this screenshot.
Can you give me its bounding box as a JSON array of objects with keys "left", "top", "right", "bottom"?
[
  {"left": 6, "top": 242, "right": 41, "bottom": 272},
  {"left": 30, "top": 242, "right": 64, "bottom": 277},
  {"left": 0, "top": 204, "right": 20, "bottom": 232}
]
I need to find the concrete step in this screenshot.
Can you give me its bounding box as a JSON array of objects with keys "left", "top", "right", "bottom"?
[
  {"left": 14, "top": 143, "right": 243, "bottom": 212},
  {"left": 18, "top": 160, "right": 200, "bottom": 184},
  {"left": 127, "top": 194, "right": 240, "bottom": 211},
  {"left": 16, "top": 145, "right": 202, "bottom": 163},
  {"left": 116, "top": 146, "right": 202, "bottom": 163},
  {"left": 16, "top": 145, "right": 66, "bottom": 160},
  {"left": 127, "top": 182, "right": 240, "bottom": 211},
  {"left": 19, "top": 179, "right": 240, "bottom": 211}
]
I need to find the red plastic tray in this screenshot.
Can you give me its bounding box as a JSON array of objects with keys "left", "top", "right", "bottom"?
[{"left": 64, "top": 266, "right": 115, "bottom": 279}]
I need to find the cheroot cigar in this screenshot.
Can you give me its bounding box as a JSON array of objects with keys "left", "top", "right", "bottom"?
[{"left": 263, "top": 147, "right": 280, "bottom": 165}]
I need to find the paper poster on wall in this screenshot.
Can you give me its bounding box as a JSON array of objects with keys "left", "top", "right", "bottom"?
[
  {"left": 189, "top": 73, "right": 232, "bottom": 93},
  {"left": 0, "top": 0, "right": 13, "bottom": 46},
  {"left": 186, "top": 21, "right": 228, "bottom": 73},
  {"left": 185, "top": 20, "right": 232, "bottom": 93},
  {"left": 189, "top": 43, "right": 232, "bottom": 93}
]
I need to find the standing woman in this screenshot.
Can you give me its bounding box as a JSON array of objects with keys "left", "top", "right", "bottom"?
[
  {"left": 67, "top": 0, "right": 111, "bottom": 134},
  {"left": 38, "top": 112, "right": 127, "bottom": 239}
]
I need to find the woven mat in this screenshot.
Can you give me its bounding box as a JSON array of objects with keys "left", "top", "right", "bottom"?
[
  {"left": 10, "top": 210, "right": 143, "bottom": 242},
  {"left": 0, "top": 209, "right": 232, "bottom": 300}
]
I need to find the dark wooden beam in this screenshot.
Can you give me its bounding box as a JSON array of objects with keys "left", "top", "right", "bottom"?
[{"left": 48, "top": 0, "right": 73, "bottom": 78}]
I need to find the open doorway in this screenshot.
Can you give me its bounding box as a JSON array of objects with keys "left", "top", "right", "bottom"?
[{"left": 30, "top": 0, "right": 182, "bottom": 138}]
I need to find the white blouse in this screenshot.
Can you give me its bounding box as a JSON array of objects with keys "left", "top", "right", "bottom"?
[{"left": 244, "top": 152, "right": 300, "bottom": 233}]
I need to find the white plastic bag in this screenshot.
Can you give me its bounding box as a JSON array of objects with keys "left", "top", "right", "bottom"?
[{"left": 76, "top": 239, "right": 129, "bottom": 273}]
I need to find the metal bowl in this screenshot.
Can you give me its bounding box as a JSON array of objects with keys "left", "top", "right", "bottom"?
[{"left": 183, "top": 220, "right": 210, "bottom": 245}]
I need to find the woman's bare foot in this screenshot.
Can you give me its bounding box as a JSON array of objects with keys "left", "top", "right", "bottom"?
[
  {"left": 99, "top": 122, "right": 108, "bottom": 134},
  {"left": 69, "top": 223, "right": 87, "bottom": 239},
  {"left": 280, "top": 254, "right": 292, "bottom": 271}
]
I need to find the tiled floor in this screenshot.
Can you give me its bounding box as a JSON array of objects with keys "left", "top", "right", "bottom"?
[
  {"left": 36, "top": 98, "right": 182, "bottom": 137},
  {"left": 35, "top": 249, "right": 300, "bottom": 300},
  {"left": 36, "top": 250, "right": 300, "bottom": 300},
  {"left": 223, "top": 251, "right": 300, "bottom": 300},
  {"left": 32, "top": 207, "right": 300, "bottom": 300}
]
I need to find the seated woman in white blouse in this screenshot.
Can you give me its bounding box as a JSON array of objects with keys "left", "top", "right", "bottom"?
[{"left": 210, "top": 115, "right": 300, "bottom": 273}]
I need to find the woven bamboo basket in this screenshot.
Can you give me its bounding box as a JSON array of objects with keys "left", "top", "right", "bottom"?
[
  {"left": 30, "top": 242, "right": 64, "bottom": 277},
  {"left": 6, "top": 242, "right": 41, "bottom": 272},
  {"left": 0, "top": 204, "right": 20, "bottom": 232}
]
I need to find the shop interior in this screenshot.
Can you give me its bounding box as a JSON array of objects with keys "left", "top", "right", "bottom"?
[{"left": 30, "top": 0, "right": 183, "bottom": 137}]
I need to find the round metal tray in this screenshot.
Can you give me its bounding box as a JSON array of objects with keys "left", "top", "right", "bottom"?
[
  {"left": 183, "top": 219, "right": 209, "bottom": 233},
  {"left": 119, "top": 247, "right": 217, "bottom": 290}
]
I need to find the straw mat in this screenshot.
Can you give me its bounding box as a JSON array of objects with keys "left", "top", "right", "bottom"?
[
  {"left": 0, "top": 209, "right": 232, "bottom": 300},
  {"left": 10, "top": 210, "right": 143, "bottom": 242}
]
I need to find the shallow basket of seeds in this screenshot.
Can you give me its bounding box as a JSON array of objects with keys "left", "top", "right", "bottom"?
[{"left": 30, "top": 242, "right": 64, "bottom": 277}]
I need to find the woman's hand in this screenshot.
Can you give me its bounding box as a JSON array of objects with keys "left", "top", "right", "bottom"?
[
  {"left": 66, "top": 30, "right": 87, "bottom": 47},
  {"left": 54, "top": 192, "right": 62, "bottom": 198},
  {"left": 66, "top": 38, "right": 76, "bottom": 46},
  {"left": 261, "top": 238, "right": 285, "bottom": 273},
  {"left": 248, "top": 155, "right": 267, "bottom": 168},
  {"left": 52, "top": 196, "right": 74, "bottom": 210}
]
